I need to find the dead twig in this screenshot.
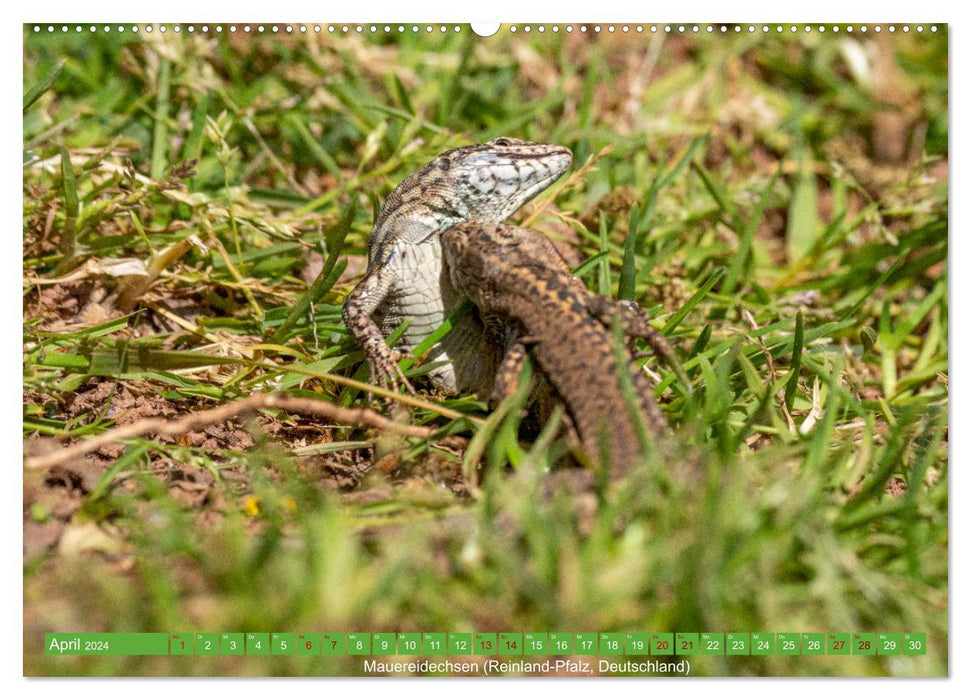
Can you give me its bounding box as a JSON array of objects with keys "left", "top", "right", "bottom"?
[{"left": 24, "top": 392, "right": 436, "bottom": 471}]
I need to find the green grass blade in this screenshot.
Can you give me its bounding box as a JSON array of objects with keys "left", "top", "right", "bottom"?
[
  {"left": 24, "top": 60, "right": 64, "bottom": 111},
  {"left": 150, "top": 58, "right": 171, "bottom": 180},
  {"left": 598, "top": 212, "right": 611, "bottom": 296},
  {"left": 691, "top": 159, "right": 740, "bottom": 230},
  {"left": 784, "top": 310, "right": 805, "bottom": 410},
  {"left": 662, "top": 267, "right": 724, "bottom": 335},
  {"left": 657, "top": 133, "right": 708, "bottom": 189},
  {"left": 285, "top": 114, "right": 343, "bottom": 180},
  {"left": 723, "top": 162, "right": 782, "bottom": 295},
  {"left": 571, "top": 251, "right": 610, "bottom": 278},
  {"left": 268, "top": 203, "right": 357, "bottom": 345},
  {"left": 786, "top": 150, "right": 819, "bottom": 262},
  {"left": 688, "top": 324, "right": 712, "bottom": 358},
  {"left": 58, "top": 147, "right": 79, "bottom": 258},
  {"left": 618, "top": 204, "right": 639, "bottom": 301}
]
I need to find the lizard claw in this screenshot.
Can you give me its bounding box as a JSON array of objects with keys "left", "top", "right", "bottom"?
[{"left": 369, "top": 345, "right": 417, "bottom": 395}]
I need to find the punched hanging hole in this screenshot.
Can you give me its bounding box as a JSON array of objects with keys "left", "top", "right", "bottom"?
[{"left": 471, "top": 23, "right": 501, "bottom": 37}]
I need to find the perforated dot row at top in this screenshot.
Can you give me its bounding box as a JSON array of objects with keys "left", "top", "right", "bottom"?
[
  {"left": 28, "top": 24, "right": 465, "bottom": 34},
  {"left": 542, "top": 23, "right": 940, "bottom": 34},
  {"left": 30, "top": 23, "right": 941, "bottom": 35}
]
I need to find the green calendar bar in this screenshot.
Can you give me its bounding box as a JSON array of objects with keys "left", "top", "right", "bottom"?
[
  {"left": 42, "top": 630, "right": 929, "bottom": 657},
  {"left": 45, "top": 633, "right": 169, "bottom": 656}
]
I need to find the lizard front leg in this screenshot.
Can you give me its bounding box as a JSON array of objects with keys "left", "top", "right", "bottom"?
[{"left": 342, "top": 265, "right": 416, "bottom": 395}]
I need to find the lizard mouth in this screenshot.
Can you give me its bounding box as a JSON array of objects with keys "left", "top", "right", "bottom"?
[
  {"left": 499, "top": 149, "right": 572, "bottom": 213},
  {"left": 462, "top": 147, "right": 573, "bottom": 219},
  {"left": 518, "top": 150, "right": 573, "bottom": 195}
]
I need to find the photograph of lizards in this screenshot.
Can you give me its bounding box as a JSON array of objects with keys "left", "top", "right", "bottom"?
[
  {"left": 342, "top": 137, "right": 688, "bottom": 473},
  {"left": 22, "top": 23, "right": 947, "bottom": 677}
]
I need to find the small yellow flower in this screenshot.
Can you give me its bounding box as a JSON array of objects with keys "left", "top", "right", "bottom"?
[{"left": 242, "top": 496, "right": 261, "bottom": 517}]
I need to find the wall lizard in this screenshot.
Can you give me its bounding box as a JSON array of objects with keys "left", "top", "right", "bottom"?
[
  {"left": 342, "top": 138, "right": 573, "bottom": 395},
  {"left": 441, "top": 222, "right": 677, "bottom": 474}
]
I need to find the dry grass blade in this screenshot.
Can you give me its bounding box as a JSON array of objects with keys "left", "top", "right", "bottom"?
[{"left": 25, "top": 392, "right": 436, "bottom": 471}]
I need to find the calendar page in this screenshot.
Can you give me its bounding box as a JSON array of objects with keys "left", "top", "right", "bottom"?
[{"left": 22, "top": 19, "right": 948, "bottom": 679}]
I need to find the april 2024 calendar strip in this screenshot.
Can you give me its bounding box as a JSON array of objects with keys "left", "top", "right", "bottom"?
[{"left": 45, "top": 632, "right": 927, "bottom": 657}]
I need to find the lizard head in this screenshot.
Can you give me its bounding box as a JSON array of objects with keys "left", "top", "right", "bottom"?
[
  {"left": 370, "top": 137, "right": 572, "bottom": 251},
  {"left": 443, "top": 137, "right": 573, "bottom": 223}
]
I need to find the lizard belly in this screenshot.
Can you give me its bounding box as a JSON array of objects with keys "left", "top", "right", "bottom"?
[{"left": 376, "top": 242, "right": 494, "bottom": 395}]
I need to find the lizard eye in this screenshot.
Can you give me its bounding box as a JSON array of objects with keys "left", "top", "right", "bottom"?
[{"left": 490, "top": 137, "right": 514, "bottom": 147}]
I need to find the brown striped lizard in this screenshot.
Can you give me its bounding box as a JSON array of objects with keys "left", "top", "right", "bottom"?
[{"left": 441, "top": 222, "right": 681, "bottom": 474}]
